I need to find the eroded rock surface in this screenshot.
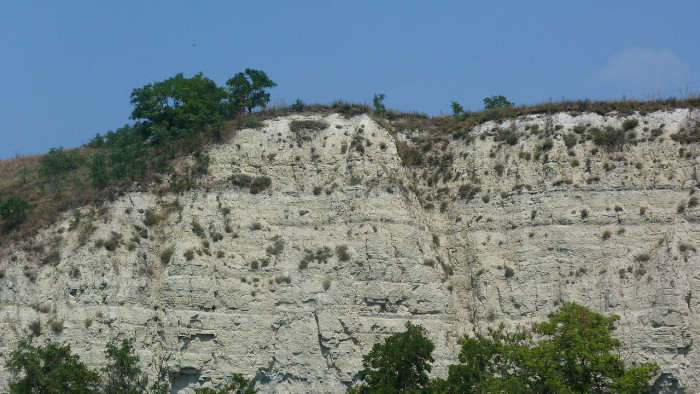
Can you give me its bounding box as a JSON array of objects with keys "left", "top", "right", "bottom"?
[{"left": 1, "top": 110, "right": 699, "bottom": 392}]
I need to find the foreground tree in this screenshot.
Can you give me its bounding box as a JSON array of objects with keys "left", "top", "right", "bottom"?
[
  {"left": 7, "top": 337, "right": 100, "bottom": 393},
  {"left": 102, "top": 339, "right": 146, "bottom": 394},
  {"left": 351, "top": 321, "right": 435, "bottom": 393},
  {"left": 435, "top": 302, "right": 659, "bottom": 393}
]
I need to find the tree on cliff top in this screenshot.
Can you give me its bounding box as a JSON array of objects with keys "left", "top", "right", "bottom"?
[
  {"left": 129, "top": 72, "right": 225, "bottom": 141},
  {"left": 225, "top": 69, "right": 277, "bottom": 114}
]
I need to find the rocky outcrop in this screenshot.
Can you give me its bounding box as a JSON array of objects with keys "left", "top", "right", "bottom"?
[{"left": 1, "top": 109, "right": 698, "bottom": 392}]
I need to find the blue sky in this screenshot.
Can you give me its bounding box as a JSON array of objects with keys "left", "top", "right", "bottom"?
[{"left": 1, "top": 1, "right": 698, "bottom": 159}]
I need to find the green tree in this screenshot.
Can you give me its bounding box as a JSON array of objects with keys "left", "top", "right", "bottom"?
[
  {"left": 130, "top": 72, "right": 225, "bottom": 140},
  {"left": 38, "top": 147, "right": 79, "bottom": 178},
  {"left": 351, "top": 321, "right": 435, "bottom": 393},
  {"left": 450, "top": 101, "right": 464, "bottom": 115},
  {"left": 372, "top": 93, "right": 386, "bottom": 114},
  {"left": 0, "top": 195, "right": 32, "bottom": 230},
  {"left": 193, "top": 374, "right": 257, "bottom": 394},
  {"left": 102, "top": 339, "right": 145, "bottom": 394},
  {"left": 483, "top": 95, "right": 514, "bottom": 109},
  {"left": 7, "top": 337, "right": 100, "bottom": 394},
  {"left": 437, "top": 302, "right": 658, "bottom": 393},
  {"left": 225, "top": 69, "right": 277, "bottom": 113}
]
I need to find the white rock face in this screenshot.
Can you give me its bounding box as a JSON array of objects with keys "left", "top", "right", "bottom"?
[{"left": 0, "top": 110, "right": 699, "bottom": 392}]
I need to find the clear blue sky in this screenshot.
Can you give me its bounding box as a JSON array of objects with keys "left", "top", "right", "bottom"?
[{"left": 1, "top": 1, "right": 698, "bottom": 159}]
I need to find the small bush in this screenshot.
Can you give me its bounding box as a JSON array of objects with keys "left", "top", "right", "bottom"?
[
  {"left": 210, "top": 231, "right": 223, "bottom": 242},
  {"left": 300, "top": 247, "right": 333, "bottom": 269},
  {"left": 50, "top": 319, "right": 64, "bottom": 333},
  {"left": 563, "top": 133, "right": 578, "bottom": 149},
  {"left": 250, "top": 176, "right": 272, "bottom": 194},
  {"left": 602, "top": 230, "right": 612, "bottom": 240},
  {"left": 336, "top": 245, "right": 350, "bottom": 261},
  {"left": 322, "top": 278, "right": 332, "bottom": 291},
  {"left": 494, "top": 163, "right": 505, "bottom": 176},
  {"left": 688, "top": 196, "right": 698, "bottom": 208},
  {"left": 592, "top": 126, "right": 627, "bottom": 149},
  {"left": 679, "top": 243, "right": 697, "bottom": 253},
  {"left": 622, "top": 119, "right": 639, "bottom": 131},
  {"left": 143, "top": 208, "right": 158, "bottom": 227},
  {"left": 291, "top": 99, "right": 305, "bottom": 112},
  {"left": 635, "top": 253, "right": 651, "bottom": 262},
  {"left": 289, "top": 119, "right": 328, "bottom": 133},
  {"left": 41, "top": 250, "right": 61, "bottom": 266},
  {"left": 38, "top": 147, "right": 79, "bottom": 178},
  {"left": 0, "top": 195, "right": 32, "bottom": 230},
  {"left": 184, "top": 249, "right": 195, "bottom": 261},
  {"left": 504, "top": 267, "right": 515, "bottom": 279},
  {"left": 160, "top": 246, "right": 175, "bottom": 264},
  {"left": 677, "top": 201, "right": 687, "bottom": 214},
  {"left": 396, "top": 141, "right": 423, "bottom": 166},
  {"left": 231, "top": 174, "right": 272, "bottom": 194},
  {"left": 458, "top": 183, "right": 481, "bottom": 201},
  {"left": 266, "top": 237, "right": 285, "bottom": 256},
  {"left": 28, "top": 320, "right": 42, "bottom": 336},
  {"left": 540, "top": 138, "right": 554, "bottom": 152},
  {"left": 191, "top": 220, "right": 206, "bottom": 238},
  {"left": 102, "top": 231, "right": 122, "bottom": 252}
]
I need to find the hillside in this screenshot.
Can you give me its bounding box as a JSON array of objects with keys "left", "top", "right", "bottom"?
[{"left": 1, "top": 105, "right": 700, "bottom": 392}]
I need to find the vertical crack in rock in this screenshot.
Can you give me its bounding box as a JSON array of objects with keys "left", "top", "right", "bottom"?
[{"left": 313, "top": 310, "right": 345, "bottom": 386}]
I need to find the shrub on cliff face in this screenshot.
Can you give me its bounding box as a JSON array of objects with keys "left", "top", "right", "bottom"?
[
  {"left": 0, "top": 195, "right": 31, "bottom": 230},
  {"left": 592, "top": 126, "right": 628, "bottom": 149},
  {"left": 230, "top": 174, "right": 272, "bottom": 194}
]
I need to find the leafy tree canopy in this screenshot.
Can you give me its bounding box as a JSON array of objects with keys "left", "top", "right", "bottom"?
[
  {"left": 7, "top": 337, "right": 100, "bottom": 394},
  {"left": 102, "top": 339, "right": 146, "bottom": 394},
  {"left": 483, "top": 95, "right": 514, "bottom": 109},
  {"left": 435, "top": 302, "right": 659, "bottom": 393},
  {"left": 225, "top": 68, "right": 277, "bottom": 113},
  {"left": 351, "top": 321, "right": 435, "bottom": 393},
  {"left": 130, "top": 72, "right": 225, "bottom": 140}
]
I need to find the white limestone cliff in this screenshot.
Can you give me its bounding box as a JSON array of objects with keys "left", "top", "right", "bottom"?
[{"left": 0, "top": 109, "right": 698, "bottom": 393}]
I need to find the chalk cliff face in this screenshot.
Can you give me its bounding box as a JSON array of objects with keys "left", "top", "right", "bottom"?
[{"left": 1, "top": 109, "right": 699, "bottom": 393}]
